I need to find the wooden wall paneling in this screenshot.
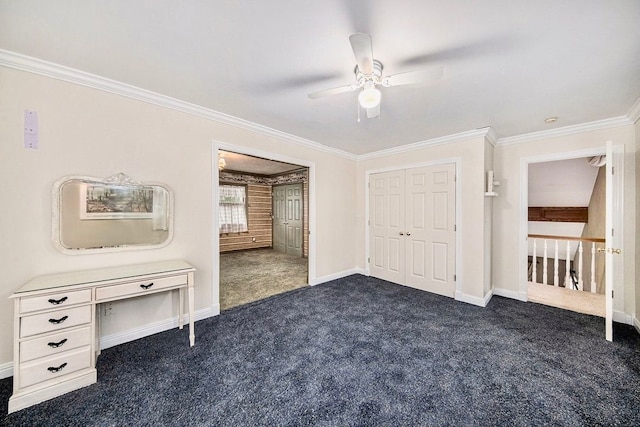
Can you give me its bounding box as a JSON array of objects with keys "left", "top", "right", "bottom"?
[
  {"left": 528, "top": 207, "right": 588, "bottom": 222},
  {"left": 220, "top": 183, "right": 273, "bottom": 253}
]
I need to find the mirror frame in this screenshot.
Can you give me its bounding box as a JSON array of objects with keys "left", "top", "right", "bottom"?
[{"left": 52, "top": 173, "right": 175, "bottom": 254}]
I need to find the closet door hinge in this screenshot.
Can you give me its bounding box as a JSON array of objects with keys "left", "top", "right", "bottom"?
[
  {"left": 453, "top": 274, "right": 456, "bottom": 281},
  {"left": 454, "top": 225, "right": 457, "bottom": 232},
  {"left": 367, "top": 257, "right": 370, "bottom": 264}
]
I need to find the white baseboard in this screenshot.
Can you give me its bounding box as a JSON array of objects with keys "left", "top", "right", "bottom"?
[
  {"left": 633, "top": 316, "right": 640, "bottom": 334},
  {"left": 310, "top": 268, "right": 363, "bottom": 286},
  {"left": 100, "top": 306, "right": 216, "bottom": 351},
  {"left": 492, "top": 287, "right": 528, "bottom": 302},
  {"left": 613, "top": 310, "right": 633, "bottom": 326},
  {"left": 0, "top": 360, "right": 12, "bottom": 380},
  {"left": 455, "top": 291, "right": 489, "bottom": 307}
]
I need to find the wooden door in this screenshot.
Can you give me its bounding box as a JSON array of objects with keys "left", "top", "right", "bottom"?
[
  {"left": 404, "top": 164, "right": 456, "bottom": 297},
  {"left": 272, "top": 186, "right": 287, "bottom": 253},
  {"left": 369, "top": 164, "right": 456, "bottom": 295},
  {"left": 604, "top": 141, "right": 623, "bottom": 341},
  {"left": 369, "top": 170, "right": 406, "bottom": 285},
  {"left": 273, "top": 184, "right": 303, "bottom": 256},
  {"left": 285, "top": 184, "right": 303, "bottom": 257}
]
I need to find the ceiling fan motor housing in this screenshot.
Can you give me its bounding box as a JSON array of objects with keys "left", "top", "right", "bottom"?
[{"left": 355, "top": 59, "right": 383, "bottom": 86}]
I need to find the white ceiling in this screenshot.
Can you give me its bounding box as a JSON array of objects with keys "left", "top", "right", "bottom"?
[
  {"left": 219, "top": 151, "right": 303, "bottom": 176},
  {"left": 528, "top": 157, "right": 601, "bottom": 207},
  {"left": 1, "top": 1, "right": 639, "bottom": 155}
]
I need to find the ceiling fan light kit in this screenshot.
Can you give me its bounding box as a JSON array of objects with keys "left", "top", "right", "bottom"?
[{"left": 308, "top": 33, "right": 443, "bottom": 121}]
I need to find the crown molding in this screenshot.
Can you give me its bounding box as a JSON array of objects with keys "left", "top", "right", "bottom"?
[
  {"left": 496, "top": 116, "right": 634, "bottom": 146},
  {"left": 627, "top": 96, "right": 640, "bottom": 123},
  {"left": 0, "top": 49, "right": 357, "bottom": 161},
  {"left": 357, "top": 128, "right": 492, "bottom": 161}
]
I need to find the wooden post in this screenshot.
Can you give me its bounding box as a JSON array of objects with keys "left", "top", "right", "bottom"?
[
  {"left": 591, "top": 243, "right": 596, "bottom": 293},
  {"left": 578, "top": 241, "right": 584, "bottom": 291},
  {"left": 565, "top": 240, "right": 571, "bottom": 289},
  {"left": 532, "top": 239, "right": 537, "bottom": 284},
  {"left": 553, "top": 240, "right": 559, "bottom": 287},
  {"left": 543, "top": 240, "right": 548, "bottom": 285}
]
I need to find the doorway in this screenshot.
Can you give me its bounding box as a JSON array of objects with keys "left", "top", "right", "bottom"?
[
  {"left": 214, "top": 146, "right": 313, "bottom": 311},
  {"left": 526, "top": 156, "right": 605, "bottom": 317},
  {"left": 519, "top": 143, "right": 623, "bottom": 341}
]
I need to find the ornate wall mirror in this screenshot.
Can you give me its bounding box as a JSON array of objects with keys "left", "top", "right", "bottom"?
[{"left": 52, "top": 173, "right": 174, "bottom": 254}]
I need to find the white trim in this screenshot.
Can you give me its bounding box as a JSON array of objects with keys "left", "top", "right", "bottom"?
[
  {"left": 613, "top": 310, "right": 633, "bottom": 326},
  {"left": 633, "top": 316, "right": 640, "bottom": 334},
  {"left": 100, "top": 307, "right": 216, "bottom": 351},
  {"left": 497, "top": 116, "right": 632, "bottom": 146},
  {"left": 0, "top": 360, "right": 12, "bottom": 380},
  {"left": 358, "top": 129, "right": 490, "bottom": 160},
  {"left": 211, "top": 141, "right": 317, "bottom": 313},
  {"left": 627, "top": 96, "right": 640, "bottom": 123},
  {"left": 364, "top": 158, "right": 462, "bottom": 301},
  {"left": 492, "top": 287, "right": 528, "bottom": 302},
  {"left": 0, "top": 49, "right": 355, "bottom": 161},
  {"left": 310, "top": 269, "right": 363, "bottom": 286},
  {"left": 455, "top": 291, "right": 489, "bottom": 307}
]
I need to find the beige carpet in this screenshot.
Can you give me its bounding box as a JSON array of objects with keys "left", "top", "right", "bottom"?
[
  {"left": 220, "top": 248, "right": 308, "bottom": 310},
  {"left": 527, "top": 281, "right": 605, "bottom": 317}
]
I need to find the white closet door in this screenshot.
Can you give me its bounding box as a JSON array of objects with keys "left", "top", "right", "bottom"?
[
  {"left": 369, "top": 164, "right": 456, "bottom": 298},
  {"left": 369, "top": 170, "right": 405, "bottom": 285},
  {"left": 405, "top": 164, "right": 456, "bottom": 297}
]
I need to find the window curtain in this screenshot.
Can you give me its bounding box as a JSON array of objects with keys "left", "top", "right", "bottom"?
[{"left": 219, "top": 185, "right": 248, "bottom": 233}]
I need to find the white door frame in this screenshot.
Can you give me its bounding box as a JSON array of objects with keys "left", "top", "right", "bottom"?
[
  {"left": 364, "top": 157, "right": 462, "bottom": 300},
  {"left": 211, "top": 140, "right": 317, "bottom": 314},
  {"left": 518, "top": 146, "right": 624, "bottom": 320}
]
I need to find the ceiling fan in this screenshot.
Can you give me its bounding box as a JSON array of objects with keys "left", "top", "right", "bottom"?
[{"left": 308, "top": 33, "right": 443, "bottom": 119}]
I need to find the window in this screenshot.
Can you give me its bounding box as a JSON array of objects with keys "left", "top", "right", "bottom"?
[{"left": 219, "top": 185, "right": 248, "bottom": 233}]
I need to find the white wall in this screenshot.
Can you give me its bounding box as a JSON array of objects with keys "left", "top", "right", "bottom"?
[
  {"left": 355, "top": 136, "right": 491, "bottom": 304},
  {"left": 636, "top": 118, "right": 640, "bottom": 328},
  {"left": 0, "top": 67, "right": 358, "bottom": 368},
  {"left": 493, "top": 125, "right": 636, "bottom": 318}
]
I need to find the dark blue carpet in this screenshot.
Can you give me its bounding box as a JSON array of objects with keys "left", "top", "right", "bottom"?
[{"left": 2, "top": 275, "right": 639, "bottom": 426}]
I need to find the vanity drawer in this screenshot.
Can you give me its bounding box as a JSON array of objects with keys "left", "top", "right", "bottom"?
[
  {"left": 19, "top": 346, "right": 92, "bottom": 389},
  {"left": 20, "top": 326, "right": 92, "bottom": 363},
  {"left": 95, "top": 274, "right": 187, "bottom": 301},
  {"left": 20, "top": 305, "right": 92, "bottom": 338},
  {"left": 20, "top": 289, "right": 92, "bottom": 314}
]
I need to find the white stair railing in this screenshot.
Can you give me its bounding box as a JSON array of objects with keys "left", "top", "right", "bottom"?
[{"left": 528, "top": 234, "right": 605, "bottom": 293}]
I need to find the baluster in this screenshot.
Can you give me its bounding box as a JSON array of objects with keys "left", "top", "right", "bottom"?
[
  {"left": 578, "top": 241, "right": 584, "bottom": 291},
  {"left": 553, "top": 240, "right": 559, "bottom": 287},
  {"left": 532, "top": 239, "right": 537, "bottom": 284},
  {"left": 590, "top": 242, "right": 596, "bottom": 293},
  {"left": 565, "top": 240, "right": 571, "bottom": 289},
  {"left": 543, "top": 240, "right": 548, "bottom": 285}
]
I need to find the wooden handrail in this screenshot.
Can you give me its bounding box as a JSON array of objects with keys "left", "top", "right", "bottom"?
[{"left": 527, "top": 234, "right": 605, "bottom": 243}]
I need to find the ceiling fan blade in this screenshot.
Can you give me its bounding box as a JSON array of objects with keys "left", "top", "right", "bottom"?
[
  {"left": 308, "top": 84, "right": 356, "bottom": 99},
  {"left": 349, "top": 33, "right": 374, "bottom": 74},
  {"left": 366, "top": 104, "right": 380, "bottom": 119},
  {"left": 382, "top": 67, "right": 444, "bottom": 87}
]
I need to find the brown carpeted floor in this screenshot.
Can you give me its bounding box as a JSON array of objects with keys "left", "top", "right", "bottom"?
[{"left": 220, "top": 248, "right": 308, "bottom": 310}]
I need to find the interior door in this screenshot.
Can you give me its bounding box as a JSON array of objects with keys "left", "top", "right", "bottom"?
[
  {"left": 272, "top": 186, "right": 287, "bottom": 253},
  {"left": 369, "top": 170, "right": 405, "bottom": 284},
  {"left": 369, "top": 164, "right": 456, "bottom": 296},
  {"left": 405, "top": 164, "right": 456, "bottom": 297},
  {"left": 604, "top": 141, "right": 623, "bottom": 341},
  {"left": 285, "top": 184, "right": 303, "bottom": 257},
  {"left": 273, "top": 184, "right": 303, "bottom": 256}
]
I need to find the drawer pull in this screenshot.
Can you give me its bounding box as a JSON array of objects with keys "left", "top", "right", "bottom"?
[
  {"left": 47, "top": 363, "right": 67, "bottom": 373},
  {"left": 47, "top": 338, "right": 68, "bottom": 348},
  {"left": 140, "top": 282, "right": 154, "bottom": 290},
  {"left": 48, "top": 315, "right": 69, "bottom": 325},
  {"left": 48, "top": 296, "right": 68, "bottom": 305}
]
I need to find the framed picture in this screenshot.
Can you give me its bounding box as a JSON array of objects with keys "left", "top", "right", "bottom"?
[{"left": 80, "top": 183, "right": 154, "bottom": 220}]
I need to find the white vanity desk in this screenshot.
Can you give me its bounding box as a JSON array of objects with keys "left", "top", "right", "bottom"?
[{"left": 8, "top": 259, "right": 195, "bottom": 413}]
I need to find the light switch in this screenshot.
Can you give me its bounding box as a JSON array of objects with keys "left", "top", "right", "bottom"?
[{"left": 24, "top": 110, "right": 38, "bottom": 149}]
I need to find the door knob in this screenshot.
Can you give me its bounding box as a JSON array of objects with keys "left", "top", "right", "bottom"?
[
  {"left": 406, "top": 232, "right": 411, "bottom": 236},
  {"left": 399, "top": 232, "right": 404, "bottom": 236}
]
